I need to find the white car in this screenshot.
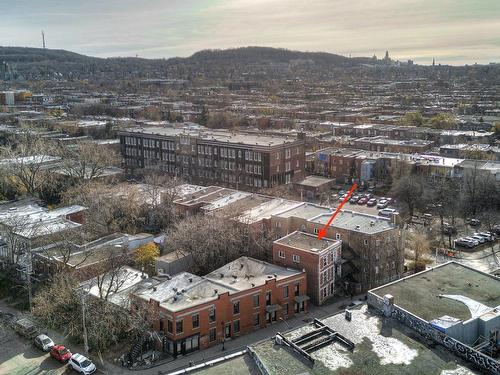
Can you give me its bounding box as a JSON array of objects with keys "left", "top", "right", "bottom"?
[
  {"left": 378, "top": 208, "right": 397, "bottom": 217},
  {"left": 68, "top": 353, "right": 96, "bottom": 374},
  {"left": 34, "top": 334, "right": 54, "bottom": 351}
]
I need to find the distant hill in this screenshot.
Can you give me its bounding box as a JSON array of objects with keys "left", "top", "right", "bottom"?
[{"left": 0, "top": 46, "right": 376, "bottom": 81}]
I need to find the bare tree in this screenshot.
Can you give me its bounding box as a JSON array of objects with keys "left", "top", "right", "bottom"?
[
  {"left": 58, "top": 141, "right": 119, "bottom": 181},
  {"left": 406, "top": 230, "right": 431, "bottom": 271},
  {"left": 390, "top": 171, "right": 427, "bottom": 222},
  {"left": 0, "top": 133, "right": 57, "bottom": 197}
]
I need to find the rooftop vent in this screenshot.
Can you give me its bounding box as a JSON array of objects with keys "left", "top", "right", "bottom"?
[
  {"left": 240, "top": 264, "right": 244, "bottom": 269},
  {"left": 153, "top": 286, "right": 157, "bottom": 291},
  {"left": 214, "top": 289, "right": 218, "bottom": 294},
  {"left": 173, "top": 287, "right": 178, "bottom": 292},
  {"left": 370, "top": 220, "right": 375, "bottom": 227},
  {"left": 251, "top": 283, "right": 255, "bottom": 287},
  {"left": 220, "top": 273, "right": 224, "bottom": 278},
  {"left": 189, "top": 278, "right": 193, "bottom": 283},
  {"left": 173, "top": 296, "right": 178, "bottom": 302},
  {"left": 355, "top": 225, "right": 360, "bottom": 230},
  {"left": 273, "top": 273, "right": 277, "bottom": 278},
  {"left": 181, "top": 289, "right": 186, "bottom": 293},
  {"left": 232, "top": 275, "right": 237, "bottom": 279}
]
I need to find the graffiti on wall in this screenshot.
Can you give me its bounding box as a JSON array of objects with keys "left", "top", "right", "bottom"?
[{"left": 368, "top": 293, "right": 500, "bottom": 374}]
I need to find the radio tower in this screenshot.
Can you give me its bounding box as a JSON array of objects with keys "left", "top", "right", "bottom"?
[{"left": 41, "top": 30, "right": 46, "bottom": 49}]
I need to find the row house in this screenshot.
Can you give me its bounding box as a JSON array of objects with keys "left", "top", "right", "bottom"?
[{"left": 132, "top": 257, "right": 308, "bottom": 357}]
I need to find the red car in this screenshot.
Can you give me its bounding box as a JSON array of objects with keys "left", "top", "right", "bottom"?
[
  {"left": 357, "top": 197, "right": 368, "bottom": 205},
  {"left": 50, "top": 345, "right": 72, "bottom": 363}
]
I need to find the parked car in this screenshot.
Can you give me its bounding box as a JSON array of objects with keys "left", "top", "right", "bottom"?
[
  {"left": 14, "top": 317, "right": 38, "bottom": 339},
  {"left": 50, "top": 345, "right": 72, "bottom": 363},
  {"left": 68, "top": 353, "right": 96, "bottom": 375},
  {"left": 338, "top": 194, "right": 348, "bottom": 202},
  {"left": 367, "top": 198, "right": 377, "bottom": 207},
  {"left": 470, "top": 234, "right": 486, "bottom": 244},
  {"left": 378, "top": 208, "right": 397, "bottom": 217},
  {"left": 349, "top": 195, "right": 359, "bottom": 204},
  {"left": 377, "top": 199, "right": 389, "bottom": 209},
  {"left": 468, "top": 218, "right": 481, "bottom": 227},
  {"left": 34, "top": 334, "right": 54, "bottom": 351},
  {"left": 357, "top": 197, "right": 368, "bottom": 205},
  {"left": 455, "top": 239, "right": 476, "bottom": 248},
  {"left": 462, "top": 237, "right": 480, "bottom": 246},
  {"left": 477, "top": 232, "right": 495, "bottom": 241},
  {"left": 364, "top": 193, "right": 374, "bottom": 199}
]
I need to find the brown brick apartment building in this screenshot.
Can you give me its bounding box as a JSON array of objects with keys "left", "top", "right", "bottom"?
[
  {"left": 132, "top": 257, "right": 308, "bottom": 357},
  {"left": 270, "top": 204, "right": 404, "bottom": 294},
  {"left": 119, "top": 126, "right": 306, "bottom": 190},
  {"left": 273, "top": 231, "right": 342, "bottom": 305}
]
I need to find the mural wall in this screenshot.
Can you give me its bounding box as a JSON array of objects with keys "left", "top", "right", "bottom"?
[{"left": 368, "top": 292, "right": 500, "bottom": 375}]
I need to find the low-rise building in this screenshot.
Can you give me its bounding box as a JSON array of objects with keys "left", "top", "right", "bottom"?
[
  {"left": 273, "top": 231, "right": 341, "bottom": 305},
  {"left": 132, "top": 256, "right": 308, "bottom": 357}
]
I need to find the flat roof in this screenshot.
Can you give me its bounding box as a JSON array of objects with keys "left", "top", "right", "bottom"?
[
  {"left": 275, "top": 231, "right": 340, "bottom": 253},
  {"left": 238, "top": 198, "right": 302, "bottom": 224},
  {"left": 275, "top": 203, "right": 332, "bottom": 220},
  {"left": 122, "top": 126, "right": 301, "bottom": 147},
  {"left": 371, "top": 262, "right": 500, "bottom": 322},
  {"left": 250, "top": 305, "right": 480, "bottom": 374},
  {"left": 295, "top": 175, "right": 335, "bottom": 188},
  {"left": 310, "top": 210, "right": 395, "bottom": 235}
]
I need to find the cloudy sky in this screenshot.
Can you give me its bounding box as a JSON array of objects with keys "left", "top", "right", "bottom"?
[{"left": 1, "top": 0, "right": 499, "bottom": 65}]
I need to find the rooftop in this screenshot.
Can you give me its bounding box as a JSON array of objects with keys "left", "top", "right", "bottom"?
[
  {"left": 205, "top": 257, "right": 303, "bottom": 292},
  {"left": 275, "top": 231, "right": 340, "bottom": 253},
  {"left": 122, "top": 126, "right": 301, "bottom": 147},
  {"left": 0, "top": 199, "right": 86, "bottom": 239},
  {"left": 250, "top": 305, "right": 479, "bottom": 374},
  {"left": 275, "top": 203, "right": 332, "bottom": 220},
  {"left": 310, "top": 210, "right": 395, "bottom": 235},
  {"left": 238, "top": 198, "right": 302, "bottom": 224},
  {"left": 294, "top": 175, "right": 335, "bottom": 188},
  {"left": 371, "top": 262, "right": 500, "bottom": 322}
]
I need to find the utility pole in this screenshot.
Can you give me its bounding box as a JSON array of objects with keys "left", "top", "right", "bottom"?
[{"left": 81, "top": 292, "right": 90, "bottom": 355}]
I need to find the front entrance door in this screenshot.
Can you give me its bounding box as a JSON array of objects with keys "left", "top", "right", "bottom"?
[{"left": 225, "top": 323, "right": 231, "bottom": 339}]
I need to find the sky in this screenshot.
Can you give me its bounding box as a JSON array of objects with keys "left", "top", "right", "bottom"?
[{"left": 1, "top": 0, "right": 499, "bottom": 65}]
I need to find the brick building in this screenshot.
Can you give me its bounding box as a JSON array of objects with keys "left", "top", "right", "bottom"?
[
  {"left": 119, "top": 126, "right": 306, "bottom": 190},
  {"left": 132, "top": 257, "right": 308, "bottom": 357},
  {"left": 273, "top": 231, "right": 342, "bottom": 305},
  {"left": 271, "top": 205, "right": 404, "bottom": 294}
]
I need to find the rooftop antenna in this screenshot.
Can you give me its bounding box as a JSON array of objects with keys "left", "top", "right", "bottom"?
[{"left": 41, "top": 30, "right": 46, "bottom": 49}]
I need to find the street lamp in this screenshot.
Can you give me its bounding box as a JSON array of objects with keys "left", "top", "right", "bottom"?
[{"left": 221, "top": 321, "right": 225, "bottom": 351}]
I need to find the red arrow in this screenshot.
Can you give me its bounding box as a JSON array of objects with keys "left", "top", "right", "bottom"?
[{"left": 317, "top": 183, "right": 358, "bottom": 240}]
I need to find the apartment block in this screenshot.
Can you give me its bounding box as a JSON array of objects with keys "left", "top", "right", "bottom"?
[{"left": 119, "top": 126, "right": 306, "bottom": 190}]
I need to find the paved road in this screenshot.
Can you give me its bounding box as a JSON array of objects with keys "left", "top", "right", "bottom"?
[{"left": 0, "top": 322, "right": 72, "bottom": 375}]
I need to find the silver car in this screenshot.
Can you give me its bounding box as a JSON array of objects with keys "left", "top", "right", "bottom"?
[{"left": 34, "top": 334, "right": 54, "bottom": 351}]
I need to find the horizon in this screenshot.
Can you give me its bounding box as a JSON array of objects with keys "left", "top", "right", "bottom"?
[{"left": 1, "top": 0, "right": 499, "bottom": 66}]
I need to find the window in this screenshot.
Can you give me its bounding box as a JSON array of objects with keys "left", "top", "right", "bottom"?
[
  {"left": 336, "top": 233, "right": 341, "bottom": 240},
  {"left": 233, "top": 301, "right": 240, "bottom": 315},
  {"left": 209, "top": 328, "right": 216, "bottom": 342},
  {"left": 167, "top": 319, "right": 173, "bottom": 334},
  {"left": 265, "top": 291, "right": 271, "bottom": 306},
  {"left": 313, "top": 228, "right": 318, "bottom": 235},
  {"left": 364, "top": 239, "right": 369, "bottom": 245},
  {"left": 278, "top": 250, "right": 285, "bottom": 259},
  {"left": 234, "top": 320, "right": 240, "bottom": 333},
  {"left": 323, "top": 257, "right": 327, "bottom": 267},
  {"left": 294, "top": 283, "right": 300, "bottom": 296},
  {"left": 209, "top": 307, "right": 216, "bottom": 323},
  {"left": 253, "top": 294, "right": 260, "bottom": 308},
  {"left": 292, "top": 254, "right": 300, "bottom": 263},
  {"left": 192, "top": 314, "right": 199, "bottom": 329},
  {"left": 283, "top": 285, "right": 289, "bottom": 298},
  {"left": 253, "top": 313, "right": 260, "bottom": 327},
  {"left": 176, "top": 320, "right": 183, "bottom": 334}
]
